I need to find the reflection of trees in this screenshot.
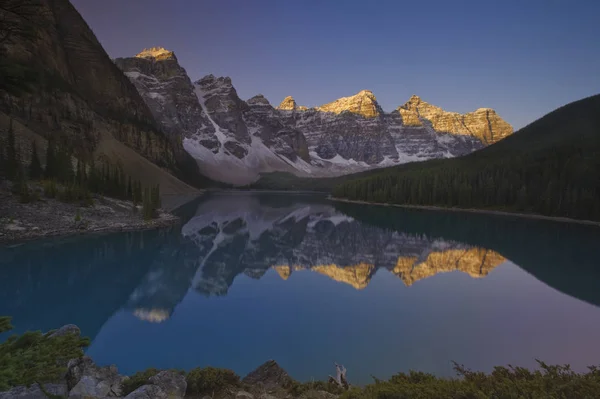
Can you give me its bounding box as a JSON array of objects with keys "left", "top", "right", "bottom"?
[{"left": 334, "top": 202, "right": 600, "bottom": 307}]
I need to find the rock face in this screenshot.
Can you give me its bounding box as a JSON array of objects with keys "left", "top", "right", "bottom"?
[
  {"left": 0, "top": 1, "right": 195, "bottom": 183},
  {"left": 66, "top": 356, "right": 125, "bottom": 397},
  {"left": 399, "top": 95, "right": 513, "bottom": 144},
  {"left": 0, "top": 383, "right": 68, "bottom": 399},
  {"left": 277, "top": 96, "right": 307, "bottom": 111},
  {"left": 316, "top": 90, "right": 382, "bottom": 118},
  {"left": 48, "top": 324, "right": 81, "bottom": 338},
  {"left": 115, "top": 48, "right": 513, "bottom": 185},
  {"left": 242, "top": 360, "right": 294, "bottom": 391},
  {"left": 124, "top": 371, "right": 187, "bottom": 399},
  {"left": 113, "top": 48, "right": 216, "bottom": 165}
]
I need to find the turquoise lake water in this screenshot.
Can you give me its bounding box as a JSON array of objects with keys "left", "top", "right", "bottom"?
[{"left": 2, "top": 191, "right": 600, "bottom": 384}]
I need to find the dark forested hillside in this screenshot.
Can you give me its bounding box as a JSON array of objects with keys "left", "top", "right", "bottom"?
[{"left": 332, "top": 94, "right": 600, "bottom": 221}]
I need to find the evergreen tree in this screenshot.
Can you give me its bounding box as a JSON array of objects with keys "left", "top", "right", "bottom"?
[
  {"left": 127, "top": 176, "right": 133, "bottom": 200},
  {"left": 56, "top": 147, "right": 73, "bottom": 184},
  {"left": 14, "top": 165, "right": 32, "bottom": 203},
  {"left": 44, "top": 139, "right": 56, "bottom": 179},
  {"left": 28, "top": 139, "right": 42, "bottom": 179},
  {"left": 0, "top": 316, "right": 12, "bottom": 334},
  {"left": 151, "top": 184, "right": 161, "bottom": 209},
  {"left": 6, "top": 118, "right": 18, "bottom": 180},
  {"left": 0, "top": 141, "right": 5, "bottom": 177},
  {"left": 142, "top": 186, "right": 152, "bottom": 220},
  {"left": 88, "top": 157, "right": 99, "bottom": 193}
]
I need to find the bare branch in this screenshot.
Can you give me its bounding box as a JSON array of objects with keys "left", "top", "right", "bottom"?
[{"left": 327, "top": 363, "right": 350, "bottom": 390}]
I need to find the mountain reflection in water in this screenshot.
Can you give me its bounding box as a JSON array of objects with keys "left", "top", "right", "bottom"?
[
  {"left": 1, "top": 191, "right": 600, "bottom": 382},
  {"left": 179, "top": 193, "right": 505, "bottom": 296}
]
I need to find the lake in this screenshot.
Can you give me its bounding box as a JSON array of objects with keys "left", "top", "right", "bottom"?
[{"left": 1, "top": 191, "right": 600, "bottom": 385}]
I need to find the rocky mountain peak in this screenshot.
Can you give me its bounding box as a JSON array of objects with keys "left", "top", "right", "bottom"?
[
  {"left": 247, "top": 94, "right": 271, "bottom": 107},
  {"left": 277, "top": 96, "right": 299, "bottom": 110},
  {"left": 197, "top": 74, "right": 233, "bottom": 89},
  {"left": 405, "top": 94, "right": 422, "bottom": 106},
  {"left": 135, "top": 47, "right": 176, "bottom": 61},
  {"left": 316, "top": 89, "right": 382, "bottom": 118},
  {"left": 397, "top": 96, "right": 513, "bottom": 144}
]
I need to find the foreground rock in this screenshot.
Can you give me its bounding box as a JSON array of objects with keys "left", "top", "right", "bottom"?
[
  {"left": 124, "top": 371, "right": 187, "bottom": 399},
  {"left": 242, "top": 360, "right": 294, "bottom": 391},
  {"left": 0, "top": 383, "right": 68, "bottom": 399},
  {"left": 67, "top": 356, "right": 125, "bottom": 397},
  {"left": 0, "top": 182, "right": 179, "bottom": 244},
  {"left": 0, "top": 324, "right": 340, "bottom": 399}
]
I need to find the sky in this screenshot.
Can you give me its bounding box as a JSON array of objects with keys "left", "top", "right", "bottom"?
[{"left": 71, "top": 0, "right": 600, "bottom": 130}]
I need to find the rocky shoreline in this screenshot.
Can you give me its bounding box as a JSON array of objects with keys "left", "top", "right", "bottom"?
[
  {"left": 0, "top": 325, "right": 341, "bottom": 399},
  {"left": 0, "top": 183, "right": 180, "bottom": 245}
]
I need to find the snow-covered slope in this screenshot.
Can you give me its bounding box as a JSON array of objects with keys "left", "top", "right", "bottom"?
[{"left": 116, "top": 48, "right": 513, "bottom": 185}]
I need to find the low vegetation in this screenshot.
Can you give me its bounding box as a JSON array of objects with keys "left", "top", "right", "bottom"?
[
  {"left": 186, "top": 366, "right": 241, "bottom": 396},
  {"left": 333, "top": 94, "right": 600, "bottom": 222},
  {"left": 341, "top": 362, "right": 600, "bottom": 399},
  {"left": 0, "top": 317, "right": 90, "bottom": 392}
]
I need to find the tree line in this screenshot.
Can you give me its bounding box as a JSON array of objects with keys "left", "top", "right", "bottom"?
[
  {"left": 0, "top": 118, "right": 162, "bottom": 220},
  {"left": 333, "top": 148, "right": 600, "bottom": 221}
]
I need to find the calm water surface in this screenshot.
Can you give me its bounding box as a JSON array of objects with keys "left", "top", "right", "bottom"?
[{"left": 2, "top": 192, "right": 600, "bottom": 384}]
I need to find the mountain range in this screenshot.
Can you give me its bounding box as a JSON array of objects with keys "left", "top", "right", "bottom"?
[
  {"left": 0, "top": 0, "right": 513, "bottom": 190},
  {"left": 114, "top": 47, "right": 513, "bottom": 185}
]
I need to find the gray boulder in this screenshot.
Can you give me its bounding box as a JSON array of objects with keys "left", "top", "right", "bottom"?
[
  {"left": 48, "top": 324, "right": 81, "bottom": 338},
  {"left": 0, "top": 383, "right": 68, "bottom": 399},
  {"left": 124, "top": 384, "right": 168, "bottom": 399},
  {"left": 236, "top": 391, "right": 254, "bottom": 399},
  {"left": 124, "top": 371, "right": 186, "bottom": 399},
  {"left": 242, "top": 360, "right": 294, "bottom": 391},
  {"left": 66, "top": 356, "right": 124, "bottom": 397},
  {"left": 148, "top": 371, "right": 186, "bottom": 398}
]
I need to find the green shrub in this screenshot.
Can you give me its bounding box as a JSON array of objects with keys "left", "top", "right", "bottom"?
[
  {"left": 0, "top": 317, "right": 13, "bottom": 334},
  {"left": 289, "top": 380, "right": 345, "bottom": 396},
  {"left": 340, "top": 362, "right": 600, "bottom": 399},
  {"left": 0, "top": 317, "right": 90, "bottom": 392},
  {"left": 186, "top": 366, "right": 240, "bottom": 396},
  {"left": 74, "top": 209, "right": 81, "bottom": 222}
]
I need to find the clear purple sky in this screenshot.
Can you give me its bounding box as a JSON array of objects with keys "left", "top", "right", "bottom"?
[{"left": 71, "top": 0, "right": 600, "bottom": 130}]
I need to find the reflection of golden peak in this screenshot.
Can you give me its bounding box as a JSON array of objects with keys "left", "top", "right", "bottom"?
[
  {"left": 273, "top": 265, "right": 292, "bottom": 280},
  {"left": 393, "top": 248, "right": 504, "bottom": 286},
  {"left": 133, "top": 308, "right": 171, "bottom": 323},
  {"left": 311, "top": 263, "right": 375, "bottom": 290}
]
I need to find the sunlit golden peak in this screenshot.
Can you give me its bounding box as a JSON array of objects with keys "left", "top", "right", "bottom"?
[{"left": 136, "top": 47, "right": 176, "bottom": 61}]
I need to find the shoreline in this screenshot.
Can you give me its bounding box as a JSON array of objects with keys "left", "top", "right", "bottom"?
[
  {"left": 0, "top": 215, "right": 180, "bottom": 246},
  {"left": 0, "top": 182, "right": 183, "bottom": 245},
  {"left": 329, "top": 197, "right": 600, "bottom": 227}
]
